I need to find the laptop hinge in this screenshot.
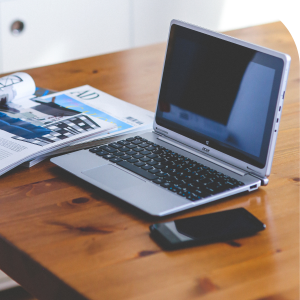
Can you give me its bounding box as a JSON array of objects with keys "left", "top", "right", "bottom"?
[
  {"left": 249, "top": 173, "right": 269, "bottom": 186},
  {"left": 156, "top": 134, "right": 247, "bottom": 176}
]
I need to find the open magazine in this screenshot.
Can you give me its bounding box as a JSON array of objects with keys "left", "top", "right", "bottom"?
[{"left": 0, "top": 72, "right": 154, "bottom": 175}]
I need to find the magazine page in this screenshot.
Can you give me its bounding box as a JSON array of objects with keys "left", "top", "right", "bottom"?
[
  {"left": 36, "top": 85, "right": 155, "bottom": 140},
  {"left": 0, "top": 91, "right": 116, "bottom": 176},
  {"left": 20, "top": 85, "right": 155, "bottom": 167},
  {"left": 0, "top": 72, "right": 35, "bottom": 105},
  {"left": 1, "top": 83, "right": 154, "bottom": 172}
]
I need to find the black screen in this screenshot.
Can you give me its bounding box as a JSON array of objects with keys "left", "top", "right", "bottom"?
[
  {"left": 174, "top": 208, "right": 265, "bottom": 241},
  {"left": 156, "top": 24, "right": 284, "bottom": 168}
]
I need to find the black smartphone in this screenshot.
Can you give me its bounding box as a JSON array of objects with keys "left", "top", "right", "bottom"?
[{"left": 149, "top": 208, "right": 266, "bottom": 249}]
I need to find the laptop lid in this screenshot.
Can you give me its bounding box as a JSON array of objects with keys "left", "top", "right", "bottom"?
[{"left": 153, "top": 19, "right": 290, "bottom": 179}]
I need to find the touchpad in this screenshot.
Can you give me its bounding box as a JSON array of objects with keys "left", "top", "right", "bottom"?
[{"left": 82, "top": 164, "right": 145, "bottom": 191}]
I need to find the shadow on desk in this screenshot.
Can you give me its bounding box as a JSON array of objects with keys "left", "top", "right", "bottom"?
[{"left": 0, "top": 286, "right": 36, "bottom": 300}]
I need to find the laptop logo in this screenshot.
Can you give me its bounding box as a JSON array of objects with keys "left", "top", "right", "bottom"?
[
  {"left": 206, "top": 141, "right": 209, "bottom": 145},
  {"left": 202, "top": 147, "right": 210, "bottom": 153}
]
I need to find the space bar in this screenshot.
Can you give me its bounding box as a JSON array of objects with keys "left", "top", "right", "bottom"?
[{"left": 116, "top": 160, "right": 158, "bottom": 180}]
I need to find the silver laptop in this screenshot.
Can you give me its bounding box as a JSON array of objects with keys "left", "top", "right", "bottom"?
[{"left": 51, "top": 20, "right": 290, "bottom": 216}]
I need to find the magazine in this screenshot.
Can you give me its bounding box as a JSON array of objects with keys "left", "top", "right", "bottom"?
[
  {"left": 0, "top": 73, "right": 154, "bottom": 175},
  {"left": 23, "top": 85, "right": 154, "bottom": 166}
]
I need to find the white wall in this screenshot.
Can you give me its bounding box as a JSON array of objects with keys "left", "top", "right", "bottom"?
[
  {"left": 0, "top": 0, "right": 280, "bottom": 74},
  {"left": 0, "top": 0, "right": 131, "bottom": 73},
  {"left": 131, "top": 0, "right": 279, "bottom": 48},
  {"left": 131, "top": 0, "right": 225, "bottom": 47},
  {"left": 218, "top": 0, "right": 279, "bottom": 31}
]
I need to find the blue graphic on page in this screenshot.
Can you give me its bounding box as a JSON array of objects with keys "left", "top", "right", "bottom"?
[{"left": 43, "top": 94, "right": 132, "bottom": 131}]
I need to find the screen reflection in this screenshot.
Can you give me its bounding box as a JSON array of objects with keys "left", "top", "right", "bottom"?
[{"left": 156, "top": 25, "right": 283, "bottom": 167}]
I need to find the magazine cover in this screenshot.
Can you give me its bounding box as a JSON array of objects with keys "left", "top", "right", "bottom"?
[{"left": 0, "top": 73, "right": 117, "bottom": 175}]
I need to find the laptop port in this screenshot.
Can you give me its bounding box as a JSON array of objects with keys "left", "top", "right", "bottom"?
[{"left": 250, "top": 184, "right": 257, "bottom": 189}]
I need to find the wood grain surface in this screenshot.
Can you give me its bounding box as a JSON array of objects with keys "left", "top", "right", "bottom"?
[{"left": 0, "top": 22, "right": 299, "bottom": 300}]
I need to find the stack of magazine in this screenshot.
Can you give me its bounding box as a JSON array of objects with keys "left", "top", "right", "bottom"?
[{"left": 0, "top": 72, "right": 154, "bottom": 176}]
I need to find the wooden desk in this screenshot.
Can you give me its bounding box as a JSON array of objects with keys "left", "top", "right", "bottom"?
[{"left": 0, "top": 22, "right": 299, "bottom": 300}]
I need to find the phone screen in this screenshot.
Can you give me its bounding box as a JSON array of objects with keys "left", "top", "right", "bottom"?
[{"left": 150, "top": 208, "right": 265, "bottom": 248}]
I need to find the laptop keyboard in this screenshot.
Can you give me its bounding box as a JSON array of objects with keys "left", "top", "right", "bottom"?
[{"left": 89, "top": 136, "right": 245, "bottom": 201}]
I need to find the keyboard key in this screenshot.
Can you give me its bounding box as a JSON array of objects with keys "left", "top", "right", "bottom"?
[
  {"left": 109, "top": 143, "right": 122, "bottom": 149},
  {"left": 95, "top": 150, "right": 108, "bottom": 156},
  {"left": 186, "top": 194, "right": 201, "bottom": 201},
  {"left": 155, "top": 164, "right": 164, "bottom": 169},
  {"left": 116, "top": 160, "right": 158, "bottom": 180},
  {"left": 177, "top": 190, "right": 187, "bottom": 197},
  {"left": 192, "top": 189, "right": 208, "bottom": 198},
  {"left": 176, "top": 172, "right": 185, "bottom": 178},
  {"left": 191, "top": 192, "right": 202, "bottom": 199},
  {"left": 139, "top": 142, "right": 149, "bottom": 148},
  {"left": 147, "top": 160, "right": 158, "bottom": 166},
  {"left": 153, "top": 149, "right": 162, "bottom": 154},
  {"left": 121, "top": 154, "right": 131, "bottom": 160},
  {"left": 205, "top": 187, "right": 218, "bottom": 195},
  {"left": 140, "top": 157, "right": 150, "bottom": 162},
  {"left": 156, "top": 171, "right": 165, "bottom": 177},
  {"left": 142, "top": 165, "right": 153, "bottom": 170},
  {"left": 135, "top": 161, "right": 146, "bottom": 167},
  {"left": 126, "top": 137, "right": 136, "bottom": 142},
  {"left": 149, "top": 168, "right": 159, "bottom": 174},
  {"left": 134, "top": 146, "right": 144, "bottom": 152},
  {"left": 168, "top": 186, "right": 178, "bottom": 193},
  {"left": 224, "top": 181, "right": 236, "bottom": 189},
  {"left": 140, "top": 150, "right": 151, "bottom": 155},
  {"left": 132, "top": 140, "right": 142, "bottom": 145},
  {"left": 127, "top": 158, "right": 138, "bottom": 163},
  {"left": 100, "top": 146, "right": 118, "bottom": 153},
  {"left": 127, "top": 150, "right": 137, "bottom": 156},
  {"left": 127, "top": 144, "right": 138, "bottom": 149},
  {"left": 153, "top": 178, "right": 165, "bottom": 184},
  {"left": 133, "top": 154, "right": 144, "bottom": 159},
  {"left": 170, "top": 176, "right": 180, "bottom": 183},
  {"left": 154, "top": 157, "right": 163, "bottom": 162},
  {"left": 119, "top": 146, "right": 130, "bottom": 152},
  {"left": 161, "top": 182, "right": 172, "bottom": 188},
  {"left": 89, "top": 147, "right": 100, "bottom": 153},
  {"left": 114, "top": 151, "right": 124, "bottom": 156},
  {"left": 146, "top": 146, "right": 156, "bottom": 151},
  {"left": 163, "top": 173, "right": 172, "bottom": 181},
  {"left": 147, "top": 153, "right": 157, "bottom": 159},
  {"left": 211, "top": 185, "right": 228, "bottom": 194},
  {"left": 103, "top": 154, "right": 115, "bottom": 159},
  {"left": 109, "top": 157, "right": 122, "bottom": 163},
  {"left": 117, "top": 140, "right": 129, "bottom": 146}
]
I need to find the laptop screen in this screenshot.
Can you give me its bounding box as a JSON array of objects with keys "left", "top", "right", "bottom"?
[{"left": 155, "top": 24, "right": 284, "bottom": 169}]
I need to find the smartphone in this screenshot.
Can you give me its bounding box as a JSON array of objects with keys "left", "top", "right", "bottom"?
[{"left": 149, "top": 208, "right": 266, "bottom": 249}]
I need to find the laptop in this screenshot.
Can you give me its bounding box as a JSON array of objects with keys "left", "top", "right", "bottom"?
[{"left": 51, "top": 20, "right": 290, "bottom": 216}]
